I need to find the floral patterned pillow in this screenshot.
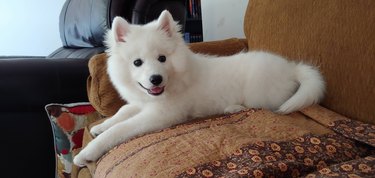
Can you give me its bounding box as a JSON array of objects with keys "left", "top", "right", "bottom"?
[{"left": 45, "top": 102, "right": 102, "bottom": 178}]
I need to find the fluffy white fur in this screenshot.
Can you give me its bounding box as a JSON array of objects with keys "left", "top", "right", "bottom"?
[{"left": 73, "top": 10, "right": 325, "bottom": 166}]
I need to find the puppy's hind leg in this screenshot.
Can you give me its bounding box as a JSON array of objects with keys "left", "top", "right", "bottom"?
[
  {"left": 90, "top": 104, "right": 140, "bottom": 137},
  {"left": 224, "top": 105, "right": 247, "bottom": 114}
]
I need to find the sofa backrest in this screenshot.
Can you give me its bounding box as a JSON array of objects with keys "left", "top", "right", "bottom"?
[
  {"left": 244, "top": 0, "right": 375, "bottom": 124},
  {"left": 49, "top": 0, "right": 186, "bottom": 59},
  {"left": 58, "top": 0, "right": 132, "bottom": 48}
]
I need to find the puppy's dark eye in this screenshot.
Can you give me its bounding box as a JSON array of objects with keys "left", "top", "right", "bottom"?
[
  {"left": 133, "top": 59, "right": 143, "bottom": 67},
  {"left": 158, "top": 55, "right": 166, "bottom": 63}
]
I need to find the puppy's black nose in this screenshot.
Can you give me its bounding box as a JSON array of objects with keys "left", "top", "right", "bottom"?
[{"left": 150, "top": 75, "right": 163, "bottom": 86}]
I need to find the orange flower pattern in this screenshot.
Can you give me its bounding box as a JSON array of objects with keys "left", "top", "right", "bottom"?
[
  {"left": 178, "top": 133, "right": 374, "bottom": 178},
  {"left": 327, "top": 119, "right": 375, "bottom": 147}
]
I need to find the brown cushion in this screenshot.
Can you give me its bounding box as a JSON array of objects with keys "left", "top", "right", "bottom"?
[
  {"left": 87, "top": 39, "right": 248, "bottom": 117},
  {"left": 87, "top": 53, "right": 125, "bottom": 117},
  {"left": 244, "top": 0, "right": 375, "bottom": 124}
]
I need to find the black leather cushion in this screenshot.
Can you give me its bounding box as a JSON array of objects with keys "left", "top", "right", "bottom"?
[
  {"left": 57, "top": 0, "right": 186, "bottom": 55},
  {"left": 48, "top": 47, "right": 106, "bottom": 59},
  {"left": 109, "top": 0, "right": 135, "bottom": 26},
  {"left": 59, "top": 0, "right": 109, "bottom": 48},
  {"left": 132, "top": 0, "right": 186, "bottom": 32},
  {"left": 0, "top": 58, "right": 89, "bottom": 112},
  {"left": 59, "top": 0, "right": 132, "bottom": 48}
]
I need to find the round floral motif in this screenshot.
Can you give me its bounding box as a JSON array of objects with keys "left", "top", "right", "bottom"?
[
  {"left": 358, "top": 163, "right": 371, "bottom": 173},
  {"left": 286, "top": 154, "right": 296, "bottom": 161},
  {"left": 317, "top": 161, "right": 328, "bottom": 170},
  {"left": 227, "top": 162, "right": 237, "bottom": 169},
  {"left": 295, "top": 146, "right": 305, "bottom": 154},
  {"left": 340, "top": 164, "right": 353, "bottom": 171},
  {"left": 237, "top": 169, "right": 248, "bottom": 175},
  {"left": 253, "top": 169, "right": 264, "bottom": 178},
  {"left": 248, "top": 149, "right": 260, "bottom": 155},
  {"left": 296, "top": 137, "right": 305, "bottom": 142},
  {"left": 304, "top": 158, "right": 314, "bottom": 166},
  {"left": 251, "top": 156, "right": 262, "bottom": 163},
  {"left": 313, "top": 145, "right": 322, "bottom": 152},
  {"left": 310, "top": 137, "right": 321, "bottom": 145},
  {"left": 186, "top": 168, "right": 196, "bottom": 175},
  {"left": 233, "top": 149, "right": 243, "bottom": 156},
  {"left": 319, "top": 168, "right": 332, "bottom": 174},
  {"left": 306, "top": 173, "right": 316, "bottom": 178},
  {"left": 212, "top": 160, "right": 221, "bottom": 167},
  {"left": 307, "top": 147, "right": 318, "bottom": 153},
  {"left": 327, "top": 121, "right": 335, "bottom": 127},
  {"left": 326, "top": 145, "right": 337, "bottom": 154},
  {"left": 265, "top": 155, "right": 276, "bottom": 162},
  {"left": 278, "top": 162, "right": 288, "bottom": 172},
  {"left": 255, "top": 141, "right": 265, "bottom": 147},
  {"left": 202, "top": 169, "right": 213, "bottom": 177},
  {"left": 271, "top": 143, "right": 281, "bottom": 151}
]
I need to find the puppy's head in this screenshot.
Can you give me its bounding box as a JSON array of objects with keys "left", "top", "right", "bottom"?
[{"left": 105, "top": 10, "right": 189, "bottom": 100}]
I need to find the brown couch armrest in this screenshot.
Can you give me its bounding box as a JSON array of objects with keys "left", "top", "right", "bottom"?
[
  {"left": 87, "top": 53, "right": 125, "bottom": 117},
  {"left": 189, "top": 38, "right": 248, "bottom": 56}
]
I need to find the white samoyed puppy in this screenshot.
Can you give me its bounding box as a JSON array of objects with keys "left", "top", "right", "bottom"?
[{"left": 74, "top": 10, "right": 325, "bottom": 166}]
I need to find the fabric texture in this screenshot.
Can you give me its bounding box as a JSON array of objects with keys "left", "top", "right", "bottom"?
[
  {"left": 244, "top": 0, "right": 375, "bottom": 124},
  {"left": 45, "top": 103, "right": 102, "bottom": 178},
  {"left": 79, "top": 105, "right": 374, "bottom": 178}
]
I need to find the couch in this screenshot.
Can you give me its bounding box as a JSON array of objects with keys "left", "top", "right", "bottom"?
[
  {"left": 0, "top": 0, "right": 185, "bottom": 177},
  {"left": 77, "top": 0, "right": 375, "bottom": 177}
]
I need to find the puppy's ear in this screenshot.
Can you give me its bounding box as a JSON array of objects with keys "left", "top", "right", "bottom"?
[
  {"left": 112, "top": 17, "right": 129, "bottom": 42},
  {"left": 157, "top": 10, "right": 175, "bottom": 37}
]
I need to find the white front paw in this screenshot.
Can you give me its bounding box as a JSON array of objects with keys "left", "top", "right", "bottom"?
[
  {"left": 90, "top": 124, "right": 104, "bottom": 137},
  {"left": 73, "top": 145, "right": 102, "bottom": 167},
  {"left": 73, "top": 150, "right": 89, "bottom": 167}
]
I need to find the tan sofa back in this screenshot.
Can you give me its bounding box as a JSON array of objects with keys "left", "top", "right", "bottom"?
[{"left": 244, "top": 0, "right": 375, "bottom": 124}]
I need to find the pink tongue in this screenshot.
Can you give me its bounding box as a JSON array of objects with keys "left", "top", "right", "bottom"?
[{"left": 150, "top": 87, "right": 163, "bottom": 94}]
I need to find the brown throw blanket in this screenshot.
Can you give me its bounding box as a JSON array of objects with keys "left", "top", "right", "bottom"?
[{"left": 74, "top": 105, "right": 374, "bottom": 178}]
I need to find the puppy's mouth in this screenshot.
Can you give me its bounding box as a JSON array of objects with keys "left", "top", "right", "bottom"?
[{"left": 138, "top": 83, "right": 165, "bottom": 96}]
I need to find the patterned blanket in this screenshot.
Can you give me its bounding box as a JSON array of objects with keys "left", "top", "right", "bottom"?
[{"left": 74, "top": 105, "right": 374, "bottom": 178}]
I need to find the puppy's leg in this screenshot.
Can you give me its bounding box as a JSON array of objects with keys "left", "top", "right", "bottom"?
[
  {"left": 73, "top": 106, "right": 184, "bottom": 167},
  {"left": 90, "top": 104, "right": 140, "bottom": 136},
  {"left": 224, "top": 105, "right": 247, "bottom": 114}
]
